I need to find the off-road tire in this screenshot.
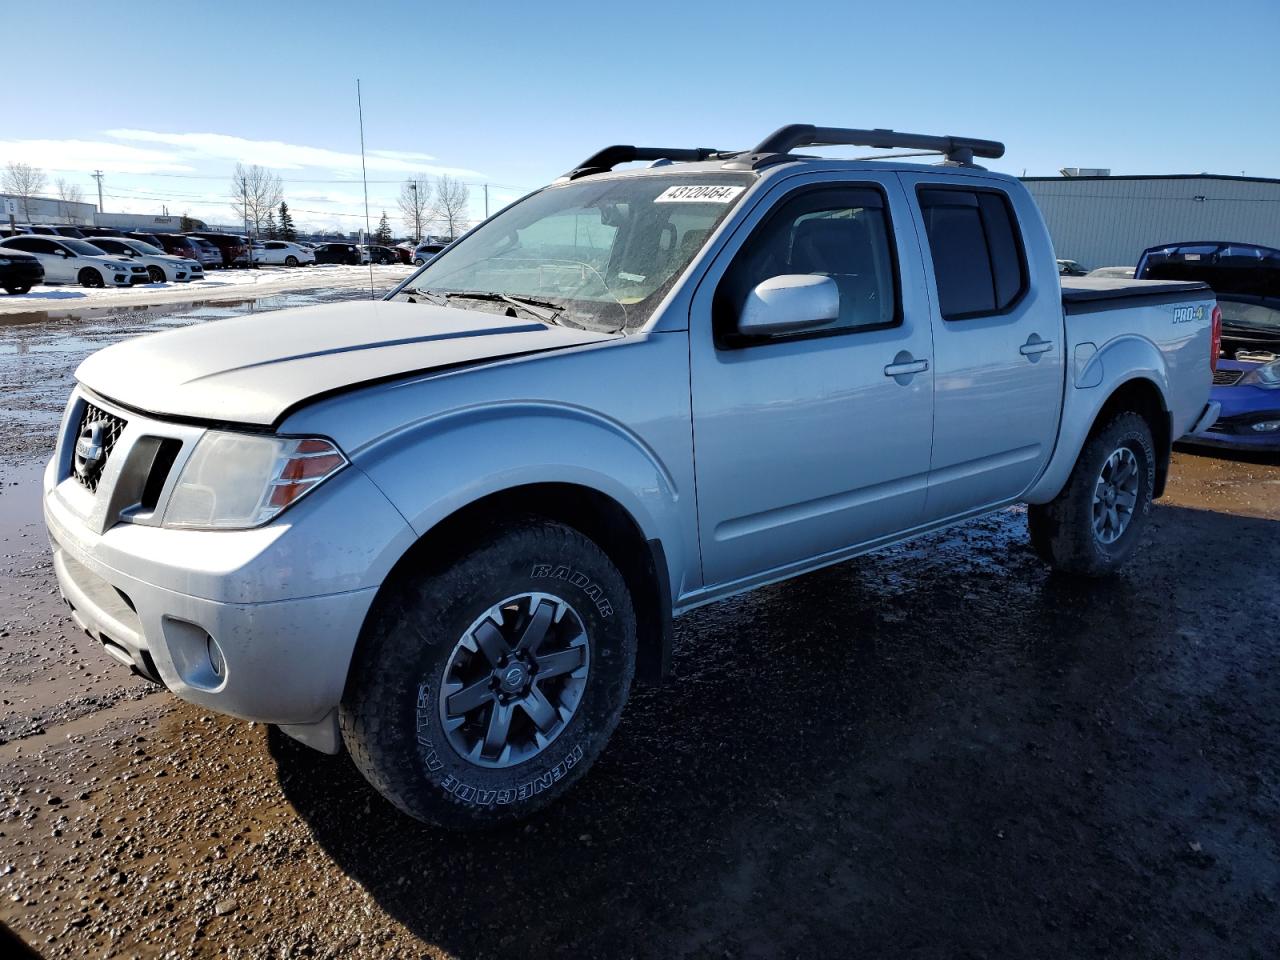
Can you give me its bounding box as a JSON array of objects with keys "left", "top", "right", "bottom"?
[
  {"left": 340, "top": 518, "right": 637, "bottom": 828},
  {"left": 1028, "top": 411, "right": 1156, "bottom": 577}
]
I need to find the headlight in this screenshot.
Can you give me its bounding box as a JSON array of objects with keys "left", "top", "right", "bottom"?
[
  {"left": 0, "top": 258, "right": 10, "bottom": 265},
  {"left": 164, "top": 432, "right": 347, "bottom": 529},
  {"left": 1239, "top": 359, "right": 1280, "bottom": 389}
]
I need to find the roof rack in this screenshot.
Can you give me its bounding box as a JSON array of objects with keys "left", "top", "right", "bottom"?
[
  {"left": 722, "top": 124, "right": 1005, "bottom": 170},
  {"left": 559, "top": 145, "right": 722, "bottom": 181},
  {"left": 557, "top": 126, "right": 1006, "bottom": 182}
]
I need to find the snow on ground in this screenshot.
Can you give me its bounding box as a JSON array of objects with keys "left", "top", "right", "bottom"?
[{"left": 0, "top": 264, "right": 414, "bottom": 315}]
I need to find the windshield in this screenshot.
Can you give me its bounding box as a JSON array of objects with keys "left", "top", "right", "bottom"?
[
  {"left": 393, "top": 172, "right": 754, "bottom": 332},
  {"left": 62, "top": 238, "right": 114, "bottom": 257},
  {"left": 127, "top": 239, "right": 165, "bottom": 256},
  {"left": 1220, "top": 300, "right": 1280, "bottom": 332}
]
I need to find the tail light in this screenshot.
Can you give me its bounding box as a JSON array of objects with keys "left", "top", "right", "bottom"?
[{"left": 1210, "top": 304, "right": 1222, "bottom": 373}]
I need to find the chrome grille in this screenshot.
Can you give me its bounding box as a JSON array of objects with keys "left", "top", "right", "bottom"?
[
  {"left": 71, "top": 401, "right": 127, "bottom": 493},
  {"left": 1212, "top": 369, "right": 1244, "bottom": 386}
]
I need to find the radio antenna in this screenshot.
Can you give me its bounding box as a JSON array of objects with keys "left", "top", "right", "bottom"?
[{"left": 357, "top": 78, "right": 374, "bottom": 299}]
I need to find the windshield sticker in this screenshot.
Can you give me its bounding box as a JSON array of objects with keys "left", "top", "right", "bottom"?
[{"left": 654, "top": 185, "right": 745, "bottom": 203}]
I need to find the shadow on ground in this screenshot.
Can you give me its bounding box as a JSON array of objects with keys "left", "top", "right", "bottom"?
[{"left": 271, "top": 504, "right": 1280, "bottom": 958}]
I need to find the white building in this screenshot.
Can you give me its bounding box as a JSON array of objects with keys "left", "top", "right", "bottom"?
[
  {"left": 1, "top": 192, "right": 97, "bottom": 226},
  {"left": 1021, "top": 174, "right": 1280, "bottom": 270}
]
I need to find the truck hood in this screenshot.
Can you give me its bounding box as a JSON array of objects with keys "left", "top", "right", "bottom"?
[{"left": 76, "top": 299, "right": 616, "bottom": 425}]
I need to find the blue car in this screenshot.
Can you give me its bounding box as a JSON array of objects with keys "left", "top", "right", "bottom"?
[{"left": 1137, "top": 241, "right": 1280, "bottom": 451}]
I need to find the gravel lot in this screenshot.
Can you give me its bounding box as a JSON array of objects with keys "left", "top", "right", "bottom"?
[{"left": 1, "top": 291, "right": 1277, "bottom": 958}]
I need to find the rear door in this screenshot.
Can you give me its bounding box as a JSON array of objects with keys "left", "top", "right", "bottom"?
[
  {"left": 900, "top": 174, "right": 1065, "bottom": 519},
  {"left": 690, "top": 173, "right": 935, "bottom": 587}
]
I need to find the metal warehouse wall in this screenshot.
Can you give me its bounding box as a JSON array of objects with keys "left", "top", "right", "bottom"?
[{"left": 1021, "top": 176, "right": 1280, "bottom": 270}]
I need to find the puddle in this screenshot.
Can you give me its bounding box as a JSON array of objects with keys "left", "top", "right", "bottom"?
[{"left": 0, "top": 459, "right": 46, "bottom": 537}]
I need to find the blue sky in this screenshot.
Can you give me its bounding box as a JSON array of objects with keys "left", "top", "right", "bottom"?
[{"left": 3, "top": 0, "right": 1277, "bottom": 231}]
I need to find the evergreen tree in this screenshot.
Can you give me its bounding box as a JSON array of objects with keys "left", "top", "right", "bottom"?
[
  {"left": 278, "top": 201, "right": 297, "bottom": 241},
  {"left": 265, "top": 211, "right": 278, "bottom": 240},
  {"left": 375, "top": 210, "right": 393, "bottom": 245}
]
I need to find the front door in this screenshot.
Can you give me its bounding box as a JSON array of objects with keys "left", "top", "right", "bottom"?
[
  {"left": 901, "top": 175, "right": 1066, "bottom": 519},
  {"left": 690, "top": 175, "right": 935, "bottom": 587}
]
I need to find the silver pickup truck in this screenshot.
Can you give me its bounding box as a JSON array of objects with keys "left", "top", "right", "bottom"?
[{"left": 44, "top": 125, "right": 1220, "bottom": 827}]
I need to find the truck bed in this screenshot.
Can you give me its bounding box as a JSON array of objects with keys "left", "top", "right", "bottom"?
[{"left": 1061, "top": 277, "right": 1213, "bottom": 315}]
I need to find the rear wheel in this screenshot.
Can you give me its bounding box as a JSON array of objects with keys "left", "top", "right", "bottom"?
[
  {"left": 1028, "top": 411, "right": 1156, "bottom": 576},
  {"left": 147, "top": 265, "right": 165, "bottom": 283},
  {"left": 78, "top": 268, "right": 104, "bottom": 288},
  {"left": 340, "top": 518, "right": 637, "bottom": 828},
  {"left": 3, "top": 285, "right": 30, "bottom": 295}
]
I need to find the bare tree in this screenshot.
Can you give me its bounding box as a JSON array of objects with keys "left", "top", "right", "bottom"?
[
  {"left": 55, "top": 178, "right": 85, "bottom": 222},
  {"left": 431, "top": 174, "right": 470, "bottom": 238},
  {"left": 3, "top": 162, "right": 48, "bottom": 220},
  {"left": 229, "top": 163, "right": 283, "bottom": 235},
  {"left": 397, "top": 174, "right": 431, "bottom": 242}
]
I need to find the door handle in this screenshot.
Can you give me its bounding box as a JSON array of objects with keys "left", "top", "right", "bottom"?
[
  {"left": 1019, "top": 337, "right": 1054, "bottom": 357},
  {"left": 884, "top": 358, "right": 929, "bottom": 378}
]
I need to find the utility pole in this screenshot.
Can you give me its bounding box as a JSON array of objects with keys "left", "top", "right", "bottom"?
[
  {"left": 410, "top": 181, "right": 420, "bottom": 242},
  {"left": 484, "top": 183, "right": 489, "bottom": 219},
  {"left": 91, "top": 169, "right": 104, "bottom": 212}
]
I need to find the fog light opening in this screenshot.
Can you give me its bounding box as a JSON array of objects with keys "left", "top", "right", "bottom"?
[
  {"left": 207, "top": 634, "right": 225, "bottom": 678},
  {"left": 1249, "top": 420, "right": 1280, "bottom": 433}
]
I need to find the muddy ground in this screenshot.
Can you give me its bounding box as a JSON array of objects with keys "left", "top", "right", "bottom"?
[{"left": 1, "top": 293, "right": 1278, "bottom": 958}]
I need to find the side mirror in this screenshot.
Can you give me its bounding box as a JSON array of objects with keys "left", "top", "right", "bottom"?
[{"left": 738, "top": 274, "right": 840, "bottom": 336}]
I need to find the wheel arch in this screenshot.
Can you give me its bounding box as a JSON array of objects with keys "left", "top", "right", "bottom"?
[
  {"left": 353, "top": 481, "right": 674, "bottom": 692},
  {"left": 1026, "top": 372, "right": 1172, "bottom": 504}
]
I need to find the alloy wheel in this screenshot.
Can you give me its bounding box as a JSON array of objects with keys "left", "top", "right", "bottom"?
[{"left": 431, "top": 592, "right": 590, "bottom": 769}]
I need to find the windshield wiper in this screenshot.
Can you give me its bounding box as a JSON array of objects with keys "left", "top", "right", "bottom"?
[{"left": 445, "top": 291, "right": 565, "bottom": 325}]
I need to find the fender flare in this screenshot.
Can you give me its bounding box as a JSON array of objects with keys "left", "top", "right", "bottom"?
[
  {"left": 353, "top": 400, "right": 689, "bottom": 580},
  {"left": 1024, "top": 335, "right": 1171, "bottom": 504}
]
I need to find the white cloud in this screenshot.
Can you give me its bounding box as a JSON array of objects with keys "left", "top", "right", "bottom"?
[
  {"left": 0, "top": 138, "right": 195, "bottom": 174},
  {"left": 105, "top": 129, "right": 483, "bottom": 177}
]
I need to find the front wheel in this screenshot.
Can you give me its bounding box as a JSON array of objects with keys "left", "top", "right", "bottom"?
[
  {"left": 4, "top": 285, "right": 30, "bottom": 295},
  {"left": 1028, "top": 411, "right": 1156, "bottom": 577},
  {"left": 340, "top": 519, "right": 637, "bottom": 828},
  {"left": 147, "top": 265, "right": 165, "bottom": 283},
  {"left": 78, "top": 268, "right": 104, "bottom": 288},
  {"left": 285, "top": 255, "right": 298, "bottom": 267}
]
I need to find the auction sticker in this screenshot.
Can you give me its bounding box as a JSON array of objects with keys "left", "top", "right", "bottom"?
[{"left": 654, "top": 184, "right": 745, "bottom": 203}]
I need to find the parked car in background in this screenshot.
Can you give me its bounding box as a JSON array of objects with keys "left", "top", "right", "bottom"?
[
  {"left": 362, "top": 244, "right": 400, "bottom": 265},
  {"left": 28, "top": 225, "right": 87, "bottom": 238},
  {"left": 0, "top": 247, "right": 44, "bottom": 294},
  {"left": 186, "top": 231, "right": 250, "bottom": 268},
  {"left": 188, "top": 237, "right": 224, "bottom": 270},
  {"left": 252, "top": 240, "right": 316, "bottom": 266},
  {"left": 314, "top": 241, "right": 365, "bottom": 265},
  {"left": 412, "top": 240, "right": 447, "bottom": 265},
  {"left": 394, "top": 241, "right": 415, "bottom": 264},
  {"left": 84, "top": 236, "right": 204, "bottom": 283},
  {"left": 142, "top": 232, "right": 204, "bottom": 263},
  {"left": 1057, "top": 258, "right": 1088, "bottom": 276},
  {"left": 1147, "top": 241, "right": 1280, "bottom": 450},
  {"left": 1087, "top": 266, "right": 1135, "bottom": 279},
  {"left": 0, "top": 235, "right": 147, "bottom": 287},
  {"left": 44, "top": 125, "right": 1219, "bottom": 828},
  {"left": 82, "top": 226, "right": 124, "bottom": 237}
]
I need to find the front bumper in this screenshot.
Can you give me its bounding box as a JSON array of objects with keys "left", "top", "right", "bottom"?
[
  {"left": 41, "top": 389, "right": 418, "bottom": 733},
  {"left": 47, "top": 500, "right": 377, "bottom": 726}
]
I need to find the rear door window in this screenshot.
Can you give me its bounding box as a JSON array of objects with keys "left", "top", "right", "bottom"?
[{"left": 917, "top": 187, "right": 1026, "bottom": 320}]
